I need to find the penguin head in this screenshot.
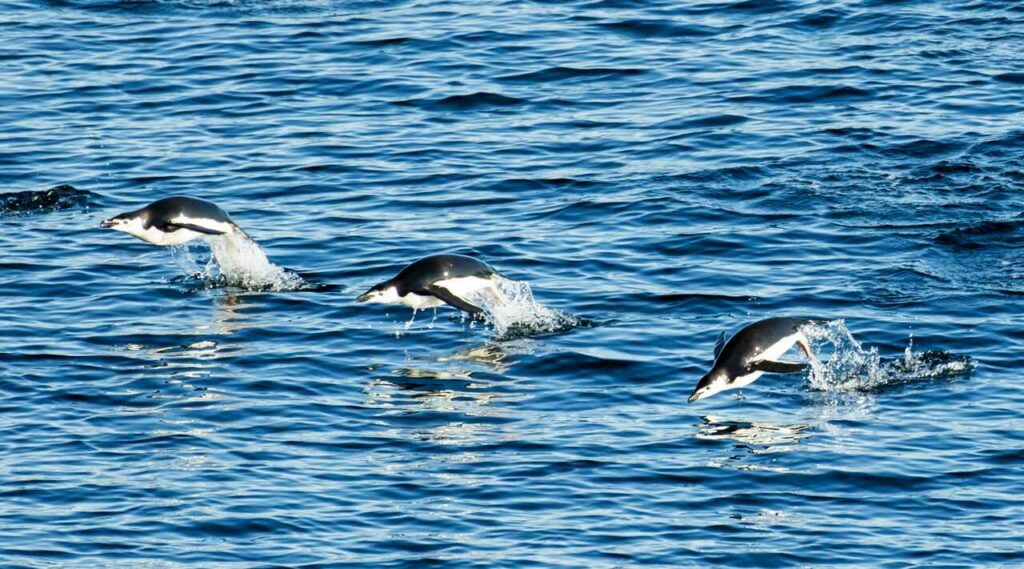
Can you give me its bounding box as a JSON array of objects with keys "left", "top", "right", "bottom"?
[
  {"left": 688, "top": 369, "right": 730, "bottom": 403},
  {"left": 100, "top": 210, "right": 148, "bottom": 239},
  {"left": 356, "top": 281, "right": 401, "bottom": 304}
]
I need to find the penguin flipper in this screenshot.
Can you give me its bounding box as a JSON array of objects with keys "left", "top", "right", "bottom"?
[
  {"left": 162, "top": 222, "right": 226, "bottom": 236},
  {"left": 749, "top": 360, "right": 808, "bottom": 374},
  {"left": 796, "top": 335, "right": 814, "bottom": 359},
  {"left": 713, "top": 331, "right": 727, "bottom": 359},
  {"left": 426, "top": 286, "right": 484, "bottom": 315}
]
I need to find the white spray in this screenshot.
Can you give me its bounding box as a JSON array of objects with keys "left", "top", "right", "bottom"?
[
  {"left": 169, "top": 227, "right": 304, "bottom": 291},
  {"left": 801, "top": 320, "right": 971, "bottom": 393},
  {"left": 460, "top": 276, "right": 579, "bottom": 338}
]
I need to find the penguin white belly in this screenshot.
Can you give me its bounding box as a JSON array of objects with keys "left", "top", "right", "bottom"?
[
  {"left": 124, "top": 216, "right": 235, "bottom": 246},
  {"left": 752, "top": 332, "right": 804, "bottom": 363},
  {"left": 434, "top": 276, "right": 503, "bottom": 305},
  {"left": 729, "top": 332, "right": 810, "bottom": 390},
  {"left": 399, "top": 293, "right": 446, "bottom": 310},
  {"left": 135, "top": 225, "right": 205, "bottom": 246},
  {"left": 731, "top": 370, "right": 765, "bottom": 389}
]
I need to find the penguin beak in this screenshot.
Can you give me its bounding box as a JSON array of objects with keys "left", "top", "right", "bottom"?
[
  {"left": 355, "top": 291, "right": 374, "bottom": 303},
  {"left": 688, "top": 373, "right": 713, "bottom": 403},
  {"left": 100, "top": 218, "right": 116, "bottom": 228}
]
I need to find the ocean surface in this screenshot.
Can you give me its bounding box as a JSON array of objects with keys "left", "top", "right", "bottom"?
[{"left": 2, "top": 0, "right": 1023, "bottom": 566}]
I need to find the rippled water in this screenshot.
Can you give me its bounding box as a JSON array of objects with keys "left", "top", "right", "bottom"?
[{"left": 3, "top": 0, "right": 1023, "bottom": 565}]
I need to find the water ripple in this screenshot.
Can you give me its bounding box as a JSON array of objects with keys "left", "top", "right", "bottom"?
[{"left": 1, "top": 0, "right": 1023, "bottom": 565}]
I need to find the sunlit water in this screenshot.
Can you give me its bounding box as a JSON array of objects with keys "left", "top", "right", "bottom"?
[{"left": 2, "top": 0, "right": 1023, "bottom": 566}]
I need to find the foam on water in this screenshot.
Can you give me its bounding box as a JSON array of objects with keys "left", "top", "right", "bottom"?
[
  {"left": 802, "top": 320, "right": 972, "bottom": 393},
  {"left": 167, "top": 230, "right": 304, "bottom": 291}
]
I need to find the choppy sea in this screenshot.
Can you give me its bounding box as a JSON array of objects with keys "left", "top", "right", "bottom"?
[{"left": 2, "top": 0, "right": 1023, "bottom": 566}]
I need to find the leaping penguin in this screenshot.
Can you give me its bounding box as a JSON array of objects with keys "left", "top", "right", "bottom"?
[
  {"left": 100, "top": 196, "right": 245, "bottom": 246},
  {"left": 689, "top": 317, "right": 816, "bottom": 403},
  {"left": 356, "top": 254, "right": 505, "bottom": 316}
]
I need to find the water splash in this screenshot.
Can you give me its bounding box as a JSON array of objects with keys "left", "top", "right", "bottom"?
[
  {"left": 167, "top": 229, "right": 305, "bottom": 291},
  {"left": 462, "top": 276, "right": 580, "bottom": 339},
  {"left": 206, "top": 230, "right": 305, "bottom": 290},
  {"left": 802, "top": 320, "right": 972, "bottom": 393},
  {"left": 169, "top": 242, "right": 209, "bottom": 276}
]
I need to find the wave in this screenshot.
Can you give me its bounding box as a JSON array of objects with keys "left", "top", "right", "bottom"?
[
  {"left": 652, "top": 113, "right": 749, "bottom": 130},
  {"left": 596, "top": 19, "right": 721, "bottom": 39},
  {"left": 497, "top": 66, "right": 647, "bottom": 84},
  {"left": 934, "top": 215, "right": 1024, "bottom": 250},
  {"left": 395, "top": 92, "right": 526, "bottom": 111},
  {"left": 0, "top": 185, "right": 94, "bottom": 215}
]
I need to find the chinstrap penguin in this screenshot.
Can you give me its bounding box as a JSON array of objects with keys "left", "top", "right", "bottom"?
[
  {"left": 689, "top": 317, "right": 816, "bottom": 403},
  {"left": 101, "top": 196, "right": 245, "bottom": 246},
  {"left": 356, "top": 254, "right": 505, "bottom": 316}
]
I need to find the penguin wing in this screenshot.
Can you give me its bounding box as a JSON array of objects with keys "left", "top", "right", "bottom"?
[
  {"left": 160, "top": 222, "right": 226, "bottom": 236},
  {"left": 713, "top": 331, "right": 727, "bottom": 359},
  {"left": 426, "top": 285, "right": 484, "bottom": 315},
  {"left": 748, "top": 360, "right": 809, "bottom": 374}
]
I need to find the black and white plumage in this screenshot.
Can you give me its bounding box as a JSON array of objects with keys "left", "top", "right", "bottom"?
[
  {"left": 356, "top": 254, "right": 505, "bottom": 315},
  {"left": 100, "top": 196, "right": 244, "bottom": 246},
  {"left": 688, "top": 317, "right": 816, "bottom": 403}
]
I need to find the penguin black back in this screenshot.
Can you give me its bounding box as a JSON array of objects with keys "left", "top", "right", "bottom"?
[
  {"left": 139, "top": 196, "right": 233, "bottom": 227},
  {"left": 101, "top": 195, "right": 242, "bottom": 246},
  {"left": 689, "top": 317, "right": 817, "bottom": 403},
  {"left": 390, "top": 254, "right": 497, "bottom": 296},
  {"left": 713, "top": 317, "right": 813, "bottom": 376}
]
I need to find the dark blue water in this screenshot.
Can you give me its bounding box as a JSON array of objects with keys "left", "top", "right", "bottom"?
[{"left": 3, "top": 0, "right": 1024, "bottom": 565}]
